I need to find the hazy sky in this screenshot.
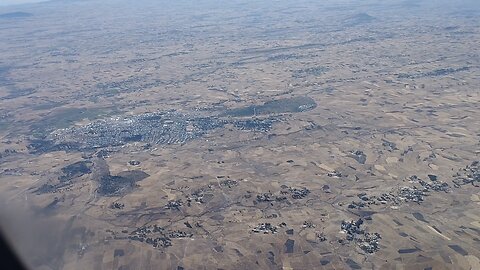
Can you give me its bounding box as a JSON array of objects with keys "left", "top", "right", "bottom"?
[{"left": 0, "top": 0, "right": 49, "bottom": 7}]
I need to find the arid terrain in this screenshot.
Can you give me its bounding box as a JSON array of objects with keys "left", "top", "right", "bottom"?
[{"left": 0, "top": 0, "right": 479, "bottom": 269}]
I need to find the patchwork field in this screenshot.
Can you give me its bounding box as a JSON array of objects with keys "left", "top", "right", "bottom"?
[{"left": 0, "top": 0, "right": 479, "bottom": 269}]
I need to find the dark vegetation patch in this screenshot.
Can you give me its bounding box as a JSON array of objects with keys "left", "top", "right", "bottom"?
[
  {"left": 28, "top": 139, "right": 80, "bottom": 154},
  {"left": 59, "top": 161, "right": 92, "bottom": 182},
  {"left": 42, "top": 196, "right": 63, "bottom": 214},
  {"left": 34, "top": 158, "right": 148, "bottom": 197},
  {"left": 30, "top": 107, "right": 114, "bottom": 135},
  {"left": 34, "top": 184, "right": 57, "bottom": 194},
  {"left": 412, "top": 212, "right": 427, "bottom": 223},
  {"left": 345, "top": 258, "right": 362, "bottom": 269},
  {"left": 114, "top": 249, "right": 124, "bottom": 257},
  {"left": 223, "top": 96, "right": 317, "bottom": 117},
  {"left": 34, "top": 182, "right": 71, "bottom": 195},
  {"left": 398, "top": 247, "right": 421, "bottom": 254},
  {"left": 398, "top": 67, "right": 470, "bottom": 79},
  {"left": 267, "top": 251, "right": 276, "bottom": 265},
  {"left": 33, "top": 160, "right": 93, "bottom": 194},
  {"left": 98, "top": 170, "right": 149, "bottom": 196},
  {"left": 284, "top": 239, "right": 294, "bottom": 253},
  {"left": 448, "top": 244, "right": 468, "bottom": 256},
  {"left": 94, "top": 157, "right": 148, "bottom": 197}
]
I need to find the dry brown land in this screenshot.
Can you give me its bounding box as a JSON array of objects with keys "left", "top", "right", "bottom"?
[{"left": 0, "top": 0, "right": 479, "bottom": 269}]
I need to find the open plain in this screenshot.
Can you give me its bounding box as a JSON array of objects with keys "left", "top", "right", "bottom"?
[{"left": 0, "top": 0, "right": 479, "bottom": 269}]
